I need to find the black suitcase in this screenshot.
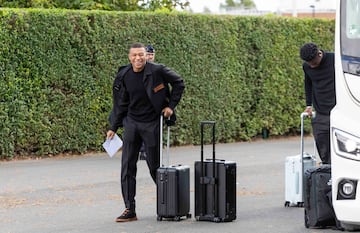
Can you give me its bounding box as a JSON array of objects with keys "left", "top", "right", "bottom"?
[
  {"left": 304, "top": 164, "right": 337, "bottom": 228},
  {"left": 194, "top": 121, "right": 236, "bottom": 222},
  {"left": 156, "top": 116, "right": 191, "bottom": 221}
]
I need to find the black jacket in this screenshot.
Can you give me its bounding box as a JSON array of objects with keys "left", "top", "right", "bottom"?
[{"left": 109, "top": 62, "right": 185, "bottom": 132}]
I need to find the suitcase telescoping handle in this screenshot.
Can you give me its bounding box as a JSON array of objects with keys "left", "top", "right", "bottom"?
[
  {"left": 300, "top": 111, "right": 315, "bottom": 201},
  {"left": 201, "top": 121, "right": 216, "bottom": 163},
  {"left": 300, "top": 111, "right": 316, "bottom": 162},
  {"left": 200, "top": 121, "right": 216, "bottom": 184},
  {"left": 159, "top": 115, "right": 171, "bottom": 167}
]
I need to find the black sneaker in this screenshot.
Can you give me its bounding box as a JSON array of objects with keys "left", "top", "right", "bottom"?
[{"left": 115, "top": 208, "right": 137, "bottom": 222}]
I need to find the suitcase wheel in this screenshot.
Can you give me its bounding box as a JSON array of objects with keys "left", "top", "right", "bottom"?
[
  {"left": 186, "top": 213, "right": 192, "bottom": 219},
  {"left": 284, "top": 201, "right": 290, "bottom": 207},
  {"left": 297, "top": 202, "right": 304, "bottom": 207},
  {"left": 157, "top": 216, "right": 162, "bottom": 221},
  {"left": 213, "top": 217, "right": 221, "bottom": 223}
]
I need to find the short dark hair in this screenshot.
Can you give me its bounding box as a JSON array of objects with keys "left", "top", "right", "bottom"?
[
  {"left": 300, "top": 42, "right": 319, "bottom": 61},
  {"left": 146, "top": 45, "right": 155, "bottom": 53},
  {"left": 130, "top": 43, "right": 145, "bottom": 49}
]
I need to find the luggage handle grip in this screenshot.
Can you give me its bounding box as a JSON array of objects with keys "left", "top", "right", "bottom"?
[
  {"left": 201, "top": 121, "right": 216, "bottom": 126},
  {"left": 300, "top": 111, "right": 316, "bottom": 119},
  {"left": 205, "top": 158, "right": 225, "bottom": 162}
]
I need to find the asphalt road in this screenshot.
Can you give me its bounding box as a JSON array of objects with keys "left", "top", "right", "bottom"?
[{"left": 0, "top": 137, "right": 341, "bottom": 233}]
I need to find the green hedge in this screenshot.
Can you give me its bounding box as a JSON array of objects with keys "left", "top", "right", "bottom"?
[{"left": 0, "top": 8, "right": 335, "bottom": 159}]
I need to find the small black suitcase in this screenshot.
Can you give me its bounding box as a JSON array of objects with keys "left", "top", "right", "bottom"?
[
  {"left": 194, "top": 121, "right": 236, "bottom": 222},
  {"left": 304, "top": 164, "right": 337, "bottom": 228},
  {"left": 156, "top": 116, "right": 191, "bottom": 221}
]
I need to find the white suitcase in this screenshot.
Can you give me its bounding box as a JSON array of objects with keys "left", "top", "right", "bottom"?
[
  {"left": 285, "top": 153, "right": 316, "bottom": 207},
  {"left": 284, "top": 112, "right": 317, "bottom": 207}
]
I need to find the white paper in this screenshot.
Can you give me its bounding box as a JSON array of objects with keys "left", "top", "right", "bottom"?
[{"left": 102, "top": 134, "right": 123, "bottom": 158}]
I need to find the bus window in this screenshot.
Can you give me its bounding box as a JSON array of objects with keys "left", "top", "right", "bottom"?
[
  {"left": 346, "top": 0, "right": 360, "bottom": 38},
  {"left": 341, "top": 0, "right": 360, "bottom": 58}
]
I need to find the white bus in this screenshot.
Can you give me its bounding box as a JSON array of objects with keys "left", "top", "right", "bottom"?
[{"left": 331, "top": 0, "right": 360, "bottom": 230}]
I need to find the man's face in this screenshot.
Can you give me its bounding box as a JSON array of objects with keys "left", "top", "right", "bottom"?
[
  {"left": 306, "top": 51, "right": 323, "bottom": 68},
  {"left": 146, "top": 52, "right": 155, "bottom": 62},
  {"left": 128, "top": 47, "right": 146, "bottom": 72}
]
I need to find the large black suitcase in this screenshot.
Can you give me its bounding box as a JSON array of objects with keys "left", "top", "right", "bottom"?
[
  {"left": 156, "top": 116, "right": 191, "bottom": 221},
  {"left": 194, "top": 121, "right": 236, "bottom": 222},
  {"left": 304, "top": 164, "right": 337, "bottom": 228}
]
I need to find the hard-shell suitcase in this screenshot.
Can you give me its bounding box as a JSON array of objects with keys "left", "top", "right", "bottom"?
[
  {"left": 304, "top": 165, "right": 337, "bottom": 228},
  {"left": 284, "top": 112, "right": 317, "bottom": 207},
  {"left": 194, "top": 121, "right": 236, "bottom": 222},
  {"left": 156, "top": 115, "right": 191, "bottom": 221},
  {"left": 285, "top": 154, "right": 317, "bottom": 207}
]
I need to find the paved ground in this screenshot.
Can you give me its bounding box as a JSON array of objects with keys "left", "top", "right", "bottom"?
[{"left": 0, "top": 136, "right": 342, "bottom": 233}]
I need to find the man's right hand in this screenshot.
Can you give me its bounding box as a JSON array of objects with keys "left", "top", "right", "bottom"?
[{"left": 106, "top": 130, "right": 115, "bottom": 140}]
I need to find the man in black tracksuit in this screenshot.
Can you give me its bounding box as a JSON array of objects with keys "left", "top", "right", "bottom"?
[
  {"left": 107, "top": 43, "right": 185, "bottom": 222},
  {"left": 300, "top": 42, "right": 336, "bottom": 164}
]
